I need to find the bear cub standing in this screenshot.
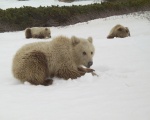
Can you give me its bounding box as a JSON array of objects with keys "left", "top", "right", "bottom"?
[
  {"left": 25, "top": 27, "right": 51, "bottom": 39},
  {"left": 107, "top": 24, "right": 130, "bottom": 39},
  {"left": 12, "top": 35, "right": 95, "bottom": 86}
]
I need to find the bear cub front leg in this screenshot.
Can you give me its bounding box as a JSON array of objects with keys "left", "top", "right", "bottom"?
[
  {"left": 78, "top": 66, "right": 98, "bottom": 76},
  {"left": 57, "top": 68, "right": 85, "bottom": 80}
]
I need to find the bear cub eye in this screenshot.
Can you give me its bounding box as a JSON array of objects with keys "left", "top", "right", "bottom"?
[
  {"left": 83, "top": 51, "right": 86, "bottom": 55},
  {"left": 91, "top": 52, "right": 93, "bottom": 55}
]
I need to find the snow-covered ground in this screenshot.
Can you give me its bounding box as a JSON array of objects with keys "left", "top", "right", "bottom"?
[
  {"left": 0, "top": 0, "right": 102, "bottom": 10},
  {"left": 0, "top": 1, "right": 150, "bottom": 120}
]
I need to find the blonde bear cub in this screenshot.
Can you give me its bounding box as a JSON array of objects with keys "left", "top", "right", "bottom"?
[
  {"left": 12, "top": 35, "right": 95, "bottom": 86},
  {"left": 25, "top": 27, "right": 51, "bottom": 39}
]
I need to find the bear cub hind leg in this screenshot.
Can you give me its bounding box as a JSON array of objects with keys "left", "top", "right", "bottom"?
[{"left": 23, "top": 51, "right": 52, "bottom": 86}]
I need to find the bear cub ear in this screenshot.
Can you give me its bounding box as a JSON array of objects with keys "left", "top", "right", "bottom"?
[
  {"left": 71, "top": 36, "right": 80, "bottom": 46},
  {"left": 88, "top": 37, "right": 93, "bottom": 43}
]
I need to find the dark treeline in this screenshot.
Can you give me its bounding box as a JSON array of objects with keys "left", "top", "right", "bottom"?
[{"left": 0, "top": 0, "right": 150, "bottom": 32}]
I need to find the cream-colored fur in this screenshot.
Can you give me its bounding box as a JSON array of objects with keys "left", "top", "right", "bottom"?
[
  {"left": 12, "top": 35, "right": 95, "bottom": 85},
  {"left": 25, "top": 27, "right": 51, "bottom": 39}
]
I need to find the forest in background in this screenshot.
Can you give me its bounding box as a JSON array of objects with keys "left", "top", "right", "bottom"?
[{"left": 0, "top": 0, "right": 150, "bottom": 32}]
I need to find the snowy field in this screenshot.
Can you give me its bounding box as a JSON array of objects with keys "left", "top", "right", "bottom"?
[
  {"left": 0, "top": 1, "right": 150, "bottom": 120},
  {"left": 0, "top": 0, "right": 102, "bottom": 10}
]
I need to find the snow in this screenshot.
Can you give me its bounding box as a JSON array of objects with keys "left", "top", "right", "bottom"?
[
  {"left": 0, "top": 1, "right": 150, "bottom": 120},
  {"left": 0, "top": 0, "right": 102, "bottom": 10}
]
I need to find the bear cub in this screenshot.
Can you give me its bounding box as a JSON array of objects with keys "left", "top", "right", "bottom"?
[
  {"left": 12, "top": 35, "right": 95, "bottom": 86},
  {"left": 107, "top": 24, "right": 130, "bottom": 39},
  {"left": 25, "top": 27, "right": 51, "bottom": 39}
]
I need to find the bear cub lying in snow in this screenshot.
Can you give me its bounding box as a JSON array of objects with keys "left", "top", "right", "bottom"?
[
  {"left": 107, "top": 24, "right": 130, "bottom": 39},
  {"left": 12, "top": 35, "right": 95, "bottom": 86},
  {"left": 25, "top": 27, "right": 51, "bottom": 39}
]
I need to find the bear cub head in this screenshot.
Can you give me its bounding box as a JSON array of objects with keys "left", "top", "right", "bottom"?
[
  {"left": 71, "top": 36, "right": 95, "bottom": 68},
  {"left": 44, "top": 28, "right": 51, "bottom": 38}
]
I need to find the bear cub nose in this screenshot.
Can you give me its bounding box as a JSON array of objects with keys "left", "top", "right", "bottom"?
[{"left": 87, "top": 61, "right": 93, "bottom": 68}]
